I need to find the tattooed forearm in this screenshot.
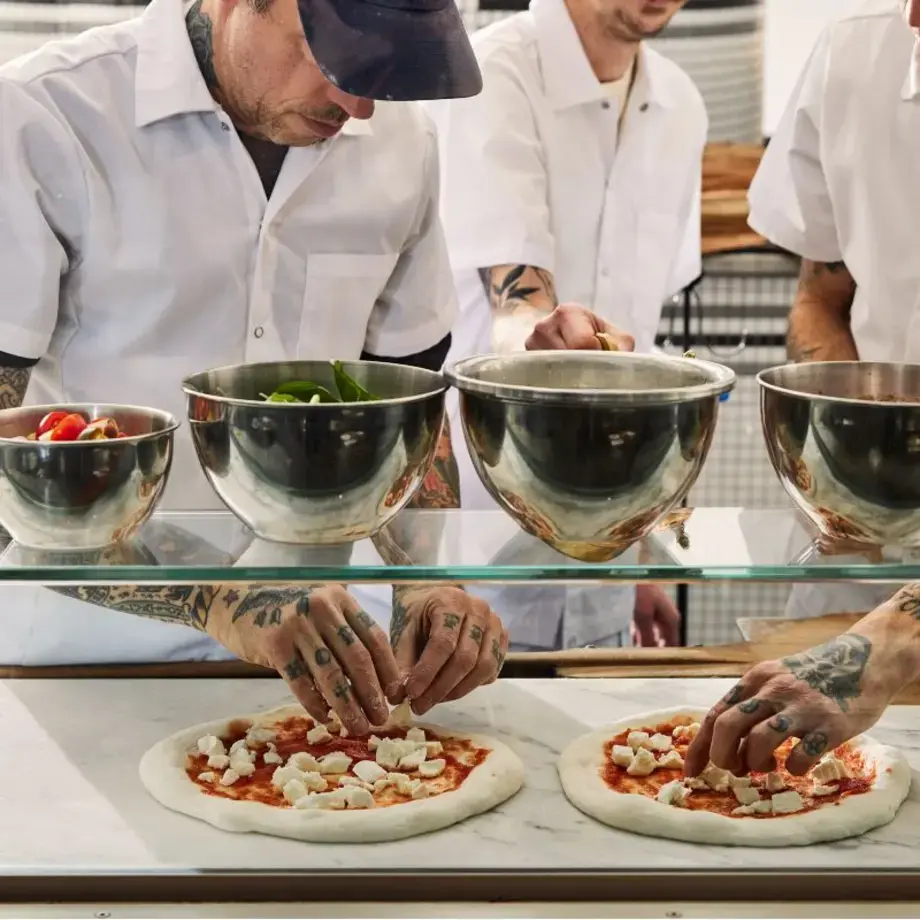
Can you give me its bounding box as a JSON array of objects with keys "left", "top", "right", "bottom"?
[
  {"left": 390, "top": 589, "right": 410, "bottom": 650},
  {"left": 0, "top": 366, "right": 30, "bottom": 410},
  {"left": 781, "top": 634, "right": 871, "bottom": 712},
  {"left": 410, "top": 416, "right": 460, "bottom": 510},
  {"left": 186, "top": 0, "right": 218, "bottom": 90},
  {"left": 53, "top": 584, "right": 217, "bottom": 630},
  {"left": 787, "top": 259, "right": 857, "bottom": 363},
  {"left": 890, "top": 584, "right": 920, "bottom": 619},
  {"left": 482, "top": 264, "right": 558, "bottom": 353}
]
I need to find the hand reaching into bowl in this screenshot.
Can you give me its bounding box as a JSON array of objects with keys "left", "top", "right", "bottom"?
[
  {"left": 684, "top": 585, "right": 920, "bottom": 778},
  {"left": 525, "top": 304, "right": 635, "bottom": 352}
]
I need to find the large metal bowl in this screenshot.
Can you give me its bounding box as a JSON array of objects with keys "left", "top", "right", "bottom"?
[
  {"left": 0, "top": 404, "right": 177, "bottom": 550},
  {"left": 182, "top": 360, "right": 446, "bottom": 544},
  {"left": 760, "top": 361, "right": 920, "bottom": 547},
  {"left": 445, "top": 352, "right": 735, "bottom": 561}
]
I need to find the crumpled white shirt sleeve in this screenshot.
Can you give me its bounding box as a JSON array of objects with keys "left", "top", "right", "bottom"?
[
  {"left": 363, "top": 119, "right": 458, "bottom": 357},
  {"left": 747, "top": 28, "right": 843, "bottom": 263},
  {"left": 427, "top": 55, "right": 554, "bottom": 275},
  {"left": 0, "top": 79, "right": 82, "bottom": 359}
]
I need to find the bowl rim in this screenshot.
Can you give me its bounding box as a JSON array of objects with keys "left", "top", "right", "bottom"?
[
  {"left": 757, "top": 361, "right": 920, "bottom": 407},
  {"left": 0, "top": 403, "right": 180, "bottom": 446},
  {"left": 444, "top": 351, "right": 736, "bottom": 405},
  {"left": 181, "top": 359, "right": 448, "bottom": 408}
]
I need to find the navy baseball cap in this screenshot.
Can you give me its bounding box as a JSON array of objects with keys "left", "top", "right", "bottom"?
[{"left": 298, "top": 0, "right": 483, "bottom": 102}]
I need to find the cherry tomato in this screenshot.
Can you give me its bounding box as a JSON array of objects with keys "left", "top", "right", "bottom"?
[
  {"left": 49, "top": 413, "right": 88, "bottom": 441},
  {"left": 36, "top": 411, "right": 68, "bottom": 437}
]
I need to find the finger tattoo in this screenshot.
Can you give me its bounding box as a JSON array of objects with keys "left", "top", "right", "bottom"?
[
  {"left": 355, "top": 610, "right": 375, "bottom": 630},
  {"left": 443, "top": 613, "right": 460, "bottom": 630},
  {"left": 802, "top": 731, "right": 829, "bottom": 757},
  {"left": 284, "top": 649, "right": 310, "bottom": 681},
  {"left": 724, "top": 685, "right": 745, "bottom": 706},
  {"left": 768, "top": 714, "right": 791, "bottom": 732},
  {"left": 469, "top": 625, "right": 484, "bottom": 643},
  {"left": 314, "top": 647, "right": 332, "bottom": 667},
  {"left": 337, "top": 625, "right": 356, "bottom": 646},
  {"left": 333, "top": 681, "right": 351, "bottom": 701},
  {"left": 738, "top": 698, "right": 761, "bottom": 715},
  {"left": 491, "top": 638, "right": 503, "bottom": 666}
]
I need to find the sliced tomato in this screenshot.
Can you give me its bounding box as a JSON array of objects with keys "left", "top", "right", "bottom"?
[
  {"left": 49, "top": 413, "right": 89, "bottom": 441},
  {"left": 36, "top": 411, "right": 68, "bottom": 437}
]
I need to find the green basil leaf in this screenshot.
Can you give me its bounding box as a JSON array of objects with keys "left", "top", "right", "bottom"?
[
  {"left": 271, "top": 381, "right": 339, "bottom": 403},
  {"left": 332, "top": 361, "right": 380, "bottom": 402}
]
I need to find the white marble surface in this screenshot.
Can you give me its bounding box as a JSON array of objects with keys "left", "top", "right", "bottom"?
[{"left": 3, "top": 677, "right": 920, "bottom": 873}]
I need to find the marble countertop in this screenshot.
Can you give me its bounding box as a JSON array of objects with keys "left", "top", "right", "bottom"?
[{"left": 3, "top": 677, "right": 920, "bottom": 875}]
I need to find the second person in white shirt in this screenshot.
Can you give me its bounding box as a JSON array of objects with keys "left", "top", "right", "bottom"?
[{"left": 425, "top": 0, "right": 707, "bottom": 651}]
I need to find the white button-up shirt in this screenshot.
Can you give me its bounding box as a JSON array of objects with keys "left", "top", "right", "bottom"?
[
  {"left": 749, "top": 0, "right": 914, "bottom": 622},
  {"left": 424, "top": 0, "right": 707, "bottom": 649},
  {"left": 749, "top": 0, "right": 920, "bottom": 364},
  {"left": 0, "top": 0, "right": 456, "bottom": 664}
]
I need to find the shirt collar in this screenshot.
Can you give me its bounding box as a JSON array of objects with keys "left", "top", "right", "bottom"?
[{"left": 531, "top": 0, "right": 677, "bottom": 112}]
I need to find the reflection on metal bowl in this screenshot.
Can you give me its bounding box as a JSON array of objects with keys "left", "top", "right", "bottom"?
[
  {"left": 182, "top": 360, "right": 446, "bottom": 544},
  {"left": 445, "top": 352, "right": 735, "bottom": 561},
  {"left": 0, "top": 404, "right": 177, "bottom": 550},
  {"left": 760, "top": 361, "right": 920, "bottom": 547}
]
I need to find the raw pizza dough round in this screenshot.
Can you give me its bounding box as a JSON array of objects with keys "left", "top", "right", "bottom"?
[
  {"left": 140, "top": 704, "right": 524, "bottom": 844},
  {"left": 557, "top": 706, "right": 912, "bottom": 847}
]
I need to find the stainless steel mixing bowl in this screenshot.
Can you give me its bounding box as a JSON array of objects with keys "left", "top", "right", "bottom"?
[
  {"left": 445, "top": 352, "right": 735, "bottom": 561},
  {"left": 0, "top": 404, "right": 177, "bottom": 550},
  {"left": 760, "top": 361, "right": 920, "bottom": 547},
  {"left": 182, "top": 360, "right": 447, "bottom": 544}
]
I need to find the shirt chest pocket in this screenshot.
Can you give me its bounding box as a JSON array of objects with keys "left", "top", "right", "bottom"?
[{"left": 298, "top": 253, "right": 400, "bottom": 359}]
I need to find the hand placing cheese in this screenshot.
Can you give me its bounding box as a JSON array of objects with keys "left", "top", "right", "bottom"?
[
  {"left": 686, "top": 586, "right": 920, "bottom": 777},
  {"left": 524, "top": 303, "right": 635, "bottom": 352}
]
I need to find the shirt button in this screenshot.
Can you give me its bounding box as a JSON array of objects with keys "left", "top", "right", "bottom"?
[
  {"left": 601, "top": 100, "right": 611, "bottom": 110},
  {"left": 639, "top": 103, "right": 649, "bottom": 113},
  {"left": 253, "top": 326, "right": 264, "bottom": 339},
  {"left": 220, "top": 122, "right": 231, "bottom": 132}
]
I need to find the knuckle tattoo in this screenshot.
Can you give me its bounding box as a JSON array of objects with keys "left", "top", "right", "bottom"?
[
  {"left": 802, "top": 731, "right": 829, "bottom": 757},
  {"left": 768, "top": 714, "right": 792, "bottom": 733},
  {"left": 314, "top": 647, "right": 332, "bottom": 667}
]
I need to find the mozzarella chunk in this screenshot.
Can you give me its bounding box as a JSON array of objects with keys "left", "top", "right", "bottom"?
[
  {"left": 390, "top": 700, "right": 413, "bottom": 727},
  {"left": 648, "top": 733, "right": 673, "bottom": 753},
  {"left": 263, "top": 750, "right": 283, "bottom": 765},
  {"left": 398, "top": 749, "right": 427, "bottom": 771},
  {"left": 373, "top": 777, "right": 396, "bottom": 793},
  {"left": 626, "top": 748, "right": 658, "bottom": 777},
  {"left": 700, "top": 763, "right": 731, "bottom": 793},
  {"left": 282, "top": 779, "right": 308, "bottom": 804},
  {"left": 425, "top": 741, "right": 444, "bottom": 758},
  {"left": 288, "top": 752, "right": 322, "bottom": 773},
  {"left": 657, "top": 750, "right": 685, "bottom": 771},
  {"left": 612, "top": 745, "right": 635, "bottom": 767},
  {"left": 765, "top": 772, "right": 786, "bottom": 794},
  {"left": 368, "top": 735, "right": 383, "bottom": 751},
  {"left": 627, "top": 731, "right": 651, "bottom": 751},
  {"left": 686, "top": 777, "right": 709, "bottom": 791},
  {"left": 219, "top": 769, "right": 240, "bottom": 786},
  {"left": 812, "top": 783, "right": 836, "bottom": 797},
  {"left": 406, "top": 727, "right": 426, "bottom": 743},
  {"left": 353, "top": 760, "right": 388, "bottom": 785},
  {"left": 197, "top": 735, "right": 226, "bottom": 758},
  {"left": 271, "top": 765, "right": 304, "bottom": 789},
  {"left": 245, "top": 727, "right": 275, "bottom": 747},
  {"left": 343, "top": 786, "right": 375, "bottom": 809},
  {"left": 229, "top": 750, "right": 255, "bottom": 777},
  {"left": 656, "top": 780, "right": 691, "bottom": 808},
  {"left": 207, "top": 754, "right": 230, "bottom": 770},
  {"left": 673, "top": 722, "right": 701, "bottom": 742},
  {"left": 419, "top": 758, "right": 446, "bottom": 778},
  {"left": 338, "top": 776, "right": 374, "bottom": 791},
  {"left": 375, "top": 739, "right": 401, "bottom": 769},
  {"left": 731, "top": 776, "right": 753, "bottom": 788},
  {"left": 732, "top": 805, "right": 755, "bottom": 816},
  {"left": 812, "top": 754, "right": 849, "bottom": 784},
  {"left": 301, "top": 771, "right": 328, "bottom": 793},
  {"left": 296, "top": 790, "right": 347, "bottom": 811},
  {"left": 733, "top": 785, "right": 761, "bottom": 807},
  {"left": 751, "top": 799, "right": 772, "bottom": 815},
  {"left": 686, "top": 722, "right": 701, "bottom": 740},
  {"left": 229, "top": 739, "right": 249, "bottom": 755},
  {"left": 197, "top": 772, "right": 216, "bottom": 783},
  {"left": 409, "top": 779, "right": 430, "bottom": 800},
  {"left": 771, "top": 790, "right": 805, "bottom": 815},
  {"left": 306, "top": 725, "right": 333, "bottom": 745},
  {"left": 326, "top": 710, "right": 344, "bottom": 735},
  {"left": 317, "top": 752, "right": 352, "bottom": 775},
  {"left": 387, "top": 772, "right": 415, "bottom": 795}
]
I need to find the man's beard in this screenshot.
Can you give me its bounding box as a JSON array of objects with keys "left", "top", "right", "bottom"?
[{"left": 604, "top": 8, "right": 671, "bottom": 42}]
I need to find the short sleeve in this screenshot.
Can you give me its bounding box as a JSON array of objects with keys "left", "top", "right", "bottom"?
[
  {"left": 362, "top": 122, "right": 458, "bottom": 357},
  {"left": 426, "top": 53, "right": 554, "bottom": 273},
  {"left": 0, "top": 79, "right": 81, "bottom": 359},
  {"left": 747, "top": 29, "right": 842, "bottom": 262}
]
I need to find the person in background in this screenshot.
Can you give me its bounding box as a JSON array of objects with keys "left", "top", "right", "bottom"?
[
  {"left": 425, "top": 0, "right": 706, "bottom": 650},
  {"left": 747, "top": 0, "right": 919, "bottom": 623},
  {"left": 0, "top": 0, "right": 613, "bottom": 732},
  {"left": 685, "top": 583, "right": 920, "bottom": 778}
]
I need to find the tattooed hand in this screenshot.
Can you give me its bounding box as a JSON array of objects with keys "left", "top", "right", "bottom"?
[
  {"left": 684, "top": 594, "right": 920, "bottom": 778},
  {"left": 525, "top": 304, "right": 635, "bottom": 352},
  {"left": 389, "top": 586, "right": 509, "bottom": 715},
  {"left": 208, "top": 584, "right": 400, "bottom": 736}
]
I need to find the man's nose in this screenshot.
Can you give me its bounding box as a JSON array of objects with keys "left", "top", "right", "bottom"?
[
  {"left": 331, "top": 89, "right": 375, "bottom": 121},
  {"left": 910, "top": 0, "right": 920, "bottom": 29}
]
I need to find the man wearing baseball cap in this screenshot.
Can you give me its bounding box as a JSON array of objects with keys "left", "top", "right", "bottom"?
[{"left": 0, "top": 0, "right": 623, "bottom": 728}]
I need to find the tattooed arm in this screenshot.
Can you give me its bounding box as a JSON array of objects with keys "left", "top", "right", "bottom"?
[
  {"left": 686, "top": 584, "right": 920, "bottom": 777},
  {"left": 481, "top": 264, "right": 558, "bottom": 353},
  {"left": 787, "top": 259, "right": 858, "bottom": 362}
]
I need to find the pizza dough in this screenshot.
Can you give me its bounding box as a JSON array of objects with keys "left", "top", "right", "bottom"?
[
  {"left": 140, "top": 703, "right": 524, "bottom": 843},
  {"left": 557, "top": 706, "right": 911, "bottom": 847}
]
